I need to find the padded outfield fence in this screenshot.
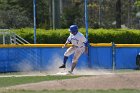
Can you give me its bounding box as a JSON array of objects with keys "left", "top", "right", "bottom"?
[{"left": 0, "top": 43, "right": 140, "bottom": 72}]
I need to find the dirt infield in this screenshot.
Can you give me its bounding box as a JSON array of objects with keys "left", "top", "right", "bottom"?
[{"left": 5, "top": 71, "right": 140, "bottom": 90}]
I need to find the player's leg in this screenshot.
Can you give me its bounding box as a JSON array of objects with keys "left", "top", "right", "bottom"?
[
  {"left": 59, "top": 56, "right": 68, "bottom": 68},
  {"left": 69, "top": 47, "right": 85, "bottom": 73},
  {"left": 59, "top": 47, "right": 75, "bottom": 68},
  {"left": 68, "top": 63, "right": 77, "bottom": 74}
]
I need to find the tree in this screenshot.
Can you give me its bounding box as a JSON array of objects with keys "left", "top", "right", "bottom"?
[
  {"left": 0, "top": 0, "right": 32, "bottom": 28},
  {"left": 116, "top": 0, "right": 122, "bottom": 28}
]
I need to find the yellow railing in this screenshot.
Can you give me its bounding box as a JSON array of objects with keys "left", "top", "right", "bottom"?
[
  {"left": 90, "top": 43, "right": 112, "bottom": 47},
  {"left": 116, "top": 44, "right": 140, "bottom": 47},
  {"left": 0, "top": 43, "right": 140, "bottom": 48},
  {"left": 0, "top": 44, "right": 69, "bottom": 48}
]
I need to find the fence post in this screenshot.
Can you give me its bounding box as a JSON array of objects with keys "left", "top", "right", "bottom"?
[
  {"left": 112, "top": 42, "right": 116, "bottom": 71},
  {"left": 2, "top": 32, "right": 5, "bottom": 45}
]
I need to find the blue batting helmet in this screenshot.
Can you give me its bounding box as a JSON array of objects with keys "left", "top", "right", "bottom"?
[{"left": 69, "top": 25, "right": 78, "bottom": 33}]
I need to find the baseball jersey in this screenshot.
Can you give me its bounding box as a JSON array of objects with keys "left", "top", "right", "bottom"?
[{"left": 66, "top": 32, "right": 87, "bottom": 47}]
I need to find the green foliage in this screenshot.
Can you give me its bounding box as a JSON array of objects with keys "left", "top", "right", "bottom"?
[
  {"left": 88, "top": 29, "right": 140, "bottom": 44},
  {"left": 0, "top": 0, "right": 33, "bottom": 29},
  {"left": 11, "top": 28, "right": 140, "bottom": 44},
  {"left": 60, "top": 3, "right": 83, "bottom": 28},
  {"left": 135, "top": 0, "right": 140, "bottom": 6},
  {"left": 0, "top": 0, "right": 139, "bottom": 29}
]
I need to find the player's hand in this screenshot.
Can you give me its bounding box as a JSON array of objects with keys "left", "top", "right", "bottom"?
[
  {"left": 62, "top": 46, "right": 65, "bottom": 48},
  {"left": 62, "top": 43, "right": 68, "bottom": 48}
]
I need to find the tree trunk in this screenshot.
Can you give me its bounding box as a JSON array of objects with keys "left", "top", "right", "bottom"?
[{"left": 116, "top": 0, "right": 121, "bottom": 28}]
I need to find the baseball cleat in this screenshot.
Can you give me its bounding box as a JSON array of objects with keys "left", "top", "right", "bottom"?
[
  {"left": 59, "top": 64, "right": 66, "bottom": 68},
  {"left": 67, "top": 71, "right": 73, "bottom": 74}
]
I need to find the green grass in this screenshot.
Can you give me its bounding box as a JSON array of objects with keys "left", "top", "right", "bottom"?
[
  {"left": 1, "top": 89, "right": 140, "bottom": 93},
  {"left": 0, "top": 75, "right": 80, "bottom": 88}
]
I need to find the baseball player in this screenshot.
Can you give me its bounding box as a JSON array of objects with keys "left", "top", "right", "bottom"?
[{"left": 59, "top": 25, "right": 88, "bottom": 74}]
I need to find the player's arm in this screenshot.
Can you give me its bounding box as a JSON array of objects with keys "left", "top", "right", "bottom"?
[
  {"left": 84, "top": 41, "right": 88, "bottom": 54},
  {"left": 81, "top": 36, "right": 89, "bottom": 54},
  {"left": 62, "top": 42, "right": 69, "bottom": 48},
  {"left": 62, "top": 35, "right": 71, "bottom": 48}
]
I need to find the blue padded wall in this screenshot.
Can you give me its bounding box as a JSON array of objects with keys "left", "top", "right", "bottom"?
[
  {"left": 0, "top": 47, "right": 88, "bottom": 72},
  {"left": 89, "top": 47, "right": 113, "bottom": 69},
  {"left": 0, "top": 45, "right": 140, "bottom": 72},
  {"left": 115, "top": 48, "right": 139, "bottom": 69}
]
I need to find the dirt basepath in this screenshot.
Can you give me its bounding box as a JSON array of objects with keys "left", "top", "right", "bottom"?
[{"left": 5, "top": 72, "right": 140, "bottom": 90}]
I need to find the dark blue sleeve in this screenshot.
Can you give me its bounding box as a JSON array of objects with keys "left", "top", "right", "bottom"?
[{"left": 84, "top": 40, "right": 89, "bottom": 47}]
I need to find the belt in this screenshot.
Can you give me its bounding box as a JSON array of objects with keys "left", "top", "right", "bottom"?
[{"left": 72, "top": 45, "right": 84, "bottom": 48}]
